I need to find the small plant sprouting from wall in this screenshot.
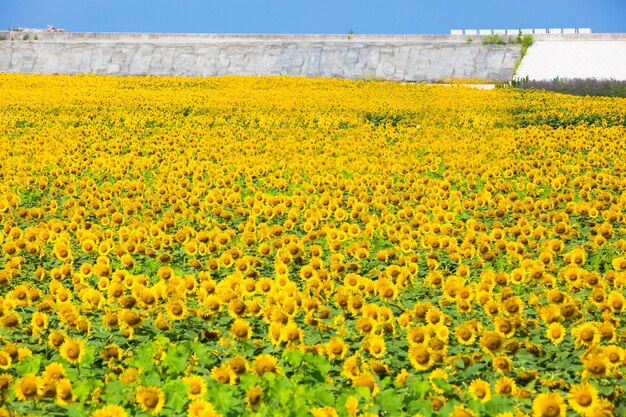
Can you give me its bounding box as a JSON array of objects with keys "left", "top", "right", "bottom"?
[{"left": 481, "top": 34, "right": 506, "bottom": 45}]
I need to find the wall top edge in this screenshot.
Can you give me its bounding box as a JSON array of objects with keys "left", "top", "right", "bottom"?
[{"left": 2, "top": 31, "right": 625, "bottom": 43}]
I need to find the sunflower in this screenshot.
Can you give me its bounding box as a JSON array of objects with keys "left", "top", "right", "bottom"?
[
  {"left": 345, "top": 395, "right": 359, "bottom": 417},
  {"left": 43, "top": 362, "right": 67, "bottom": 380},
  {"left": 59, "top": 338, "right": 85, "bottom": 365},
  {"left": 532, "top": 392, "right": 566, "bottom": 417},
  {"left": 227, "top": 356, "right": 249, "bottom": 379},
  {"left": 90, "top": 404, "right": 128, "bottom": 417},
  {"left": 494, "top": 377, "right": 517, "bottom": 397},
  {"left": 468, "top": 379, "right": 491, "bottom": 403},
  {"left": 408, "top": 345, "right": 434, "bottom": 371},
  {"left": 546, "top": 322, "right": 566, "bottom": 344},
  {"left": 352, "top": 371, "right": 379, "bottom": 397},
  {"left": 187, "top": 399, "right": 222, "bottom": 417},
  {"left": 568, "top": 381, "right": 600, "bottom": 416},
  {"left": 365, "top": 335, "right": 386, "bottom": 358},
  {"left": 582, "top": 354, "right": 610, "bottom": 379},
  {"left": 572, "top": 322, "right": 600, "bottom": 348},
  {"left": 136, "top": 386, "right": 165, "bottom": 415},
  {"left": 246, "top": 386, "right": 263, "bottom": 410},
  {"left": 210, "top": 365, "right": 236, "bottom": 385},
  {"left": 280, "top": 321, "right": 303, "bottom": 344},
  {"left": 480, "top": 330, "right": 506, "bottom": 355},
  {"left": 183, "top": 375, "right": 207, "bottom": 400},
  {"left": 0, "top": 352, "right": 11, "bottom": 370},
  {"left": 326, "top": 337, "right": 348, "bottom": 360},
  {"left": 253, "top": 354, "right": 280, "bottom": 377},
  {"left": 165, "top": 299, "right": 187, "bottom": 321},
  {"left": 230, "top": 318, "right": 252, "bottom": 341},
  {"left": 454, "top": 323, "right": 477, "bottom": 346},
  {"left": 492, "top": 356, "right": 513, "bottom": 374},
  {"left": 14, "top": 374, "right": 41, "bottom": 401}
]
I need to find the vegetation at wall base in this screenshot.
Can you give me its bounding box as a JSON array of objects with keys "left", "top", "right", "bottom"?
[{"left": 513, "top": 77, "right": 626, "bottom": 98}]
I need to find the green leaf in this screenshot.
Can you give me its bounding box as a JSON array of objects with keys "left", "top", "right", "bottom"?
[
  {"left": 104, "top": 380, "right": 127, "bottom": 405},
  {"left": 411, "top": 379, "right": 431, "bottom": 400},
  {"left": 14, "top": 354, "right": 42, "bottom": 374},
  {"left": 314, "top": 387, "right": 335, "bottom": 406},
  {"left": 129, "top": 341, "right": 157, "bottom": 372},
  {"left": 162, "top": 344, "right": 189, "bottom": 375},
  {"left": 164, "top": 379, "right": 190, "bottom": 413},
  {"left": 66, "top": 403, "right": 88, "bottom": 417},
  {"left": 72, "top": 380, "right": 94, "bottom": 402},
  {"left": 377, "top": 388, "right": 404, "bottom": 415}
]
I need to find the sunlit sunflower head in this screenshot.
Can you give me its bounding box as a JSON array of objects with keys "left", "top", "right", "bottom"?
[
  {"left": 408, "top": 344, "right": 434, "bottom": 371},
  {"left": 183, "top": 375, "right": 208, "bottom": 400},
  {"left": 494, "top": 376, "right": 517, "bottom": 397},
  {"left": 43, "top": 362, "right": 67, "bottom": 381},
  {"left": 136, "top": 386, "right": 165, "bottom": 415},
  {"left": 230, "top": 318, "right": 252, "bottom": 341},
  {"left": 210, "top": 365, "right": 236, "bottom": 385},
  {"left": 187, "top": 399, "right": 222, "bottom": 417},
  {"left": 532, "top": 392, "right": 566, "bottom": 417},
  {"left": 546, "top": 322, "right": 566, "bottom": 344},
  {"left": 253, "top": 354, "right": 280, "bottom": 377},
  {"left": 480, "top": 330, "right": 506, "bottom": 355},
  {"left": 246, "top": 386, "right": 263, "bottom": 411},
  {"left": 165, "top": 299, "right": 187, "bottom": 321},
  {"left": 227, "top": 355, "right": 249, "bottom": 378},
  {"left": 59, "top": 338, "right": 85, "bottom": 365},
  {"left": 14, "top": 374, "right": 41, "bottom": 401},
  {"left": 468, "top": 379, "right": 491, "bottom": 403},
  {"left": 0, "top": 352, "right": 11, "bottom": 370},
  {"left": 55, "top": 378, "right": 74, "bottom": 406},
  {"left": 352, "top": 371, "right": 379, "bottom": 398},
  {"left": 568, "top": 381, "right": 600, "bottom": 416},
  {"left": 326, "top": 337, "right": 348, "bottom": 360},
  {"left": 365, "top": 335, "right": 386, "bottom": 358},
  {"left": 90, "top": 404, "right": 128, "bottom": 417},
  {"left": 583, "top": 354, "right": 611, "bottom": 379}
]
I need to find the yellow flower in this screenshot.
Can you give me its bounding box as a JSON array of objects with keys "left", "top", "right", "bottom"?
[
  {"left": 468, "top": 379, "right": 491, "bottom": 403},
  {"left": 210, "top": 365, "right": 236, "bottom": 385},
  {"left": 136, "top": 386, "right": 166, "bottom": 415},
  {"left": 532, "top": 392, "right": 566, "bottom": 417},
  {"left": 365, "top": 335, "right": 386, "bottom": 358},
  {"left": 14, "top": 374, "right": 41, "bottom": 401},
  {"left": 59, "top": 338, "right": 85, "bottom": 365},
  {"left": 494, "top": 377, "right": 517, "bottom": 397},
  {"left": 546, "top": 322, "right": 565, "bottom": 344},
  {"left": 55, "top": 379, "right": 75, "bottom": 406},
  {"left": 345, "top": 395, "right": 359, "bottom": 416},
  {"left": 326, "top": 337, "right": 348, "bottom": 360},
  {"left": 311, "top": 407, "right": 339, "bottom": 417},
  {"left": 188, "top": 399, "right": 222, "bottom": 417},
  {"left": 90, "top": 404, "right": 128, "bottom": 417},
  {"left": 245, "top": 386, "right": 263, "bottom": 410},
  {"left": 568, "top": 381, "right": 600, "bottom": 417},
  {"left": 408, "top": 345, "right": 434, "bottom": 371},
  {"left": 253, "top": 354, "right": 281, "bottom": 377},
  {"left": 183, "top": 375, "right": 207, "bottom": 400},
  {"left": 230, "top": 318, "right": 252, "bottom": 341},
  {"left": 165, "top": 299, "right": 188, "bottom": 321},
  {"left": 0, "top": 352, "right": 11, "bottom": 370}
]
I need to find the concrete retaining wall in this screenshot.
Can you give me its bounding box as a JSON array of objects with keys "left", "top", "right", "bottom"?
[
  {"left": 516, "top": 35, "right": 626, "bottom": 81},
  {"left": 0, "top": 32, "right": 521, "bottom": 82}
]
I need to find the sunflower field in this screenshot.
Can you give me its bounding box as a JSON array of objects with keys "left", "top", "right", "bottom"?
[{"left": 0, "top": 74, "right": 626, "bottom": 417}]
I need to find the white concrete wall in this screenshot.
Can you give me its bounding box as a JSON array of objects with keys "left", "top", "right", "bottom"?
[
  {"left": 516, "top": 39, "right": 626, "bottom": 80},
  {"left": 0, "top": 32, "right": 521, "bottom": 82}
]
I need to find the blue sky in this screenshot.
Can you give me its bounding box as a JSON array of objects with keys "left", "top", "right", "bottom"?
[{"left": 1, "top": 0, "right": 624, "bottom": 34}]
